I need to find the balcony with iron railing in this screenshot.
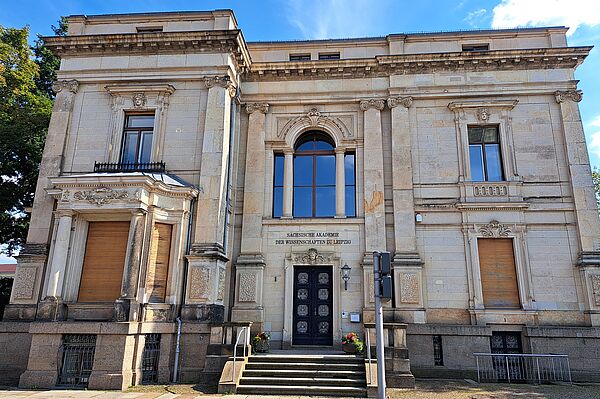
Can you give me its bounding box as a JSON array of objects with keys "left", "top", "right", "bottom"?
[{"left": 93, "top": 161, "right": 166, "bottom": 173}]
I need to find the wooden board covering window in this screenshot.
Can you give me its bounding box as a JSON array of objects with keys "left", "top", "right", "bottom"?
[
  {"left": 78, "top": 221, "right": 130, "bottom": 302},
  {"left": 478, "top": 238, "right": 520, "bottom": 308},
  {"left": 146, "top": 223, "right": 172, "bottom": 302}
]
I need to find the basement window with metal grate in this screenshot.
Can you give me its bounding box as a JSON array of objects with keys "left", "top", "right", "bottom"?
[
  {"left": 141, "top": 333, "right": 161, "bottom": 383},
  {"left": 433, "top": 335, "right": 444, "bottom": 366},
  {"left": 57, "top": 334, "right": 97, "bottom": 388}
]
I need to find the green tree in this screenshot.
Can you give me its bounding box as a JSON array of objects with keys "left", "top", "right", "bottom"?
[
  {"left": 0, "top": 25, "right": 55, "bottom": 256},
  {"left": 593, "top": 167, "right": 600, "bottom": 210},
  {"left": 32, "top": 17, "right": 67, "bottom": 98}
]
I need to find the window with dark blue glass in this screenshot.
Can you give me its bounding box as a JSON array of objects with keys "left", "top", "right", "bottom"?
[
  {"left": 273, "top": 154, "right": 284, "bottom": 217},
  {"left": 468, "top": 126, "right": 503, "bottom": 182},
  {"left": 293, "top": 132, "right": 336, "bottom": 218},
  {"left": 345, "top": 152, "right": 356, "bottom": 217},
  {"left": 121, "top": 114, "right": 155, "bottom": 164}
]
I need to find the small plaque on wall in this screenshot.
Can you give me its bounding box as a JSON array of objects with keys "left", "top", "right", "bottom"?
[{"left": 350, "top": 313, "right": 361, "bottom": 323}]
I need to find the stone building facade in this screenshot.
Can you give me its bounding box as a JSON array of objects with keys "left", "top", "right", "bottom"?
[{"left": 1, "top": 9, "right": 600, "bottom": 389}]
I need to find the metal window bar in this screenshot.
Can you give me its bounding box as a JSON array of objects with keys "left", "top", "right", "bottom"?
[
  {"left": 57, "top": 334, "right": 97, "bottom": 388},
  {"left": 141, "top": 334, "right": 161, "bottom": 383},
  {"left": 474, "top": 353, "right": 571, "bottom": 384},
  {"left": 93, "top": 161, "right": 166, "bottom": 173},
  {"left": 433, "top": 335, "right": 444, "bottom": 366}
]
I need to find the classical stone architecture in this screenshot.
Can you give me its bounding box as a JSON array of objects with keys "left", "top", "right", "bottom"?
[{"left": 1, "top": 9, "right": 600, "bottom": 391}]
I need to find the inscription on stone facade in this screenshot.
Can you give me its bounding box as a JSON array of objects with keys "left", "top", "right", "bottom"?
[
  {"left": 12, "top": 267, "right": 37, "bottom": 300},
  {"left": 238, "top": 273, "right": 257, "bottom": 302},
  {"left": 275, "top": 232, "right": 351, "bottom": 245},
  {"left": 399, "top": 273, "right": 420, "bottom": 304},
  {"left": 189, "top": 267, "right": 210, "bottom": 300},
  {"left": 591, "top": 275, "right": 600, "bottom": 306}
]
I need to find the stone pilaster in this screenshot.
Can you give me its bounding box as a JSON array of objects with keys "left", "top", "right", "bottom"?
[
  {"left": 282, "top": 149, "right": 294, "bottom": 218},
  {"left": 232, "top": 103, "right": 269, "bottom": 326},
  {"left": 335, "top": 147, "right": 346, "bottom": 218},
  {"left": 114, "top": 210, "right": 146, "bottom": 322},
  {"left": 185, "top": 75, "right": 235, "bottom": 322},
  {"left": 8, "top": 80, "right": 79, "bottom": 317},
  {"left": 388, "top": 96, "right": 425, "bottom": 322}
]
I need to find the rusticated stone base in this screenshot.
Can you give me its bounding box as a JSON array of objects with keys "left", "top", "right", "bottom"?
[
  {"left": 2, "top": 304, "right": 37, "bottom": 321},
  {"left": 0, "top": 322, "right": 31, "bottom": 386},
  {"left": 181, "top": 304, "right": 224, "bottom": 322}
]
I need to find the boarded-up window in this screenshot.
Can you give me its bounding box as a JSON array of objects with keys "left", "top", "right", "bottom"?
[
  {"left": 78, "top": 221, "right": 129, "bottom": 302},
  {"left": 146, "top": 223, "right": 172, "bottom": 302},
  {"left": 478, "top": 238, "right": 520, "bottom": 308}
]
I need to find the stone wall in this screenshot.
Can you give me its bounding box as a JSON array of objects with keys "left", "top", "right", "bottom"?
[{"left": 0, "top": 323, "right": 31, "bottom": 386}]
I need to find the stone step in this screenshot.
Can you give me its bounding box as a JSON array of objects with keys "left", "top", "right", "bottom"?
[
  {"left": 236, "top": 384, "right": 367, "bottom": 397},
  {"left": 240, "top": 375, "right": 366, "bottom": 387},
  {"left": 245, "top": 361, "right": 364, "bottom": 371},
  {"left": 243, "top": 368, "right": 362, "bottom": 379},
  {"left": 249, "top": 354, "right": 364, "bottom": 364}
]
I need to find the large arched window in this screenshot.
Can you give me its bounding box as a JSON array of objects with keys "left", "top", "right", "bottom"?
[{"left": 293, "top": 132, "right": 336, "bottom": 217}]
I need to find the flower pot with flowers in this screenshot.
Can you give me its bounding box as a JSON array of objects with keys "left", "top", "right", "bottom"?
[
  {"left": 252, "top": 332, "right": 270, "bottom": 353},
  {"left": 341, "top": 332, "right": 364, "bottom": 354}
]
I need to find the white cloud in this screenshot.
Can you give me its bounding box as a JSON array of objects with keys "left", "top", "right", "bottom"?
[
  {"left": 464, "top": 8, "right": 488, "bottom": 27},
  {"left": 586, "top": 116, "right": 600, "bottom": 160},
  {"left": 491, "top": 0, "right": 600, "bottom": 36},
  {"left": 286, "top": 0, "right": 387, "bottom": 40}
]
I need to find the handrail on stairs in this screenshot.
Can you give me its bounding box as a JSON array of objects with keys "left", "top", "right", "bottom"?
[
  {"left": 365, "top": 327, "right": 373, "bottom": 384},
  {"left": 231, "top": 326, "right": 250, "bottom": 382}
]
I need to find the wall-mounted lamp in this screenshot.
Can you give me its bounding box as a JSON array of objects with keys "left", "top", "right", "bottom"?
[
  {"left": 415, "top": 213, "right": 423, "bottom": 223},
  {"left": 341, "top": 263, "right": 351, "bottom": 291}
]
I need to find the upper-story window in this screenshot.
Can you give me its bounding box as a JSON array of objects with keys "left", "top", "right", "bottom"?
[
  {"left": 318, "top": 52, "right": 340, "bottom": 60},
  {"left": 345, "top": 152, "right": 356, "bottom": 217},
  {"left": 462, "top": 44, "right": 489, "bottom": 52},
  {"left": 293, "top": 132, "right": 336, "bottom": 217},
  {"left": 468, "top": 125, "right": 503, "bottom": 181},
  {"left": 121, "top": 114, "right": 155, "bottom": 164},
  {"left": 290, "top": 53, "right": 311, "bottom": 61},
  {"left": 273, "top": 153, "right": 284, "bottom": 218}
]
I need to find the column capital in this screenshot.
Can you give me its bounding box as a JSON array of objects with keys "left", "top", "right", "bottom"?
[
  {"left": 283, "top": 147, "right": 294, "bottom": 155},
  {"left": 53, "top": 209, "right": 75, "bottom": 218},
  {"left": 204, "top": 75, "right": 237, "bottom": 97},
  {"left": 387, "top": 96, "right": 413, "bottom": 109},
  {"left": 555, "top": 90, "right": 583, "bottom": 103},
  {"left": 52, "top": 79, "right": 79, "bottom": 94},
  {"left": 245, "top": 102, "right": 270, "bottom": 114},
  {"left": 335, "top": 147, "right": 346, "bottom": 154},
  {"left": 360, "top": 99, "right": 385, "bottom": 111}
]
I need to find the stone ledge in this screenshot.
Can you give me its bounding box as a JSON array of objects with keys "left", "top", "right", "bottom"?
[
  {"left": 0, "top": 321, "right": 31, "bottom": 333},
  {"left": 524, "top": 326, "right": 600, "bottom": 338},
  {"left": 407, "top": 324, "right": 492, "bottom": 336}
]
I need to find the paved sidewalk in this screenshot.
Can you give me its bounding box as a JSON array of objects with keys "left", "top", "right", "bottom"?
[{"left": 0, "top": 391, "right": 355, "bottom": 399}]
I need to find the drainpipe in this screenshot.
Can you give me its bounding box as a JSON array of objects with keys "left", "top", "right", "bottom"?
[{"left": 173, "top": 316, "right": 182, "bottom": 382}]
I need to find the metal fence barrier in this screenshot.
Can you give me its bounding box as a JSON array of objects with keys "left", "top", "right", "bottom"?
[
  {"left": 474, "top": 353, "right": 572, "bottom": 384},
  {"left": 141, "top": 333, "right": 161, "bottom": 383},
  {"left": 57, "top": 334, "right": 97, "bottom": 388}
]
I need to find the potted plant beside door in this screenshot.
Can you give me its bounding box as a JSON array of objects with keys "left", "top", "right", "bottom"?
[
  {"left": 252, "top": 332, "right": 270, "bottom": 353},
  {"left": 342, "top": 332, "right": 364, "bottom": 354}
]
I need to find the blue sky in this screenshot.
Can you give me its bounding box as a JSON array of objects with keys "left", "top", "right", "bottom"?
[{"left": 1, "top": 0, "right": 600, "bottom": 263}]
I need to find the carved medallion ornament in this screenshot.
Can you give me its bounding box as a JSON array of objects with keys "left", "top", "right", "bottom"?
[
  {"left": 73, "top": 187, "right": 129, "bottom": 205},
  {"left": 52, "top": 79, "right": 79, "bottom": 94},
  {"left": 359, "top": 99, "right": 385, "bottom": 111},
  {"left": 387, "top": 96, "right": 413, "bottom": 109},
  {"left": 476, "top": 108, "right": 490, "bottom": 121},
  {"left": 132, "top": 92, "right": 147, "bottom": 108},
  {"left": 591, "top": 275, "right": 600, "bottom": 306},
  {"left": 555, "top": 90, "right": 583, "bottom": 103},
  {"left": 204, "top": 75, "right": 237, "bottom": 97},
  {"left": 478, "top": 220, "right": 512, "bottom": 237},
  {"left": 245, "top": 102, "right": 269, "bottom": 114},
  {"left": 294, "top": 248, "right": 331, "bottom": 265}
]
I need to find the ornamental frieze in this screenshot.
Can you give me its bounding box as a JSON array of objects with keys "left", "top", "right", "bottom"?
[
  {"left": 73, "top": 187, "right": 130, "bottom": 205},
  {"left": 478, "top": 220, "right": 512, "bottom": 237},
  {"left": 554, "top": 90, "right": 583, "bottom": 103}
]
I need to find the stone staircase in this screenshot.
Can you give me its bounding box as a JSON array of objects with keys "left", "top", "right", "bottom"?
[{"left": 236, "top": 353, "right": 368, "bottom": 397}]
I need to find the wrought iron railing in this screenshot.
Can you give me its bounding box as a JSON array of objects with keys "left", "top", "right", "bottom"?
[
  {"left": 93, "top": 161, "right": 166, "bottom": 173},
  {"left": 57, "top": 334, "right": 97, "bottom": 388},
  {"left": 141, "top": 333, "right": 161, "bottom": 383},
  {"left": 474, "top": 353, "right": 571, "bottom": 384}
]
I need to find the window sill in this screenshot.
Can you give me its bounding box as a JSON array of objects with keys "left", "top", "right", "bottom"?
[{"left": 264, "top": 217, "right": 364, "bottom": 225}]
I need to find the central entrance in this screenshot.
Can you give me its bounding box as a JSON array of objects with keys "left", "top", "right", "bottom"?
[{"left": 292, "top": 266, "right": 333, "bottom": 345}]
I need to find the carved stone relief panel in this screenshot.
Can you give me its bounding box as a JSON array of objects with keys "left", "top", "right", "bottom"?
[
  {"left": 478, "top": 220, "right": 512, "bottom": 237},
  {"left": 293, "top": 248, "right": 332, "bottom": 265},
  {"left": 591, "top": 275, "right": 600, "bottom": 306},
  {"left": 12, "top": 267, "right": 37, "bottom": 300},
  {"left": 72, "top": 187, "right": 131, "bottom": 206},
  {"left": 399, "top": 273, "right": 420, "bottom": 304},
  {"left": 217, "top": 268, "right": 225, "bottom": 302},
  {"left": 238, "top": 272, "right": 257, "bottom": 302},
  {"left": 189, "top": 267, "right": 210, "bottom": 300},
  {"left": 276, "top": 108, "right": 356, "bottom": 140}
]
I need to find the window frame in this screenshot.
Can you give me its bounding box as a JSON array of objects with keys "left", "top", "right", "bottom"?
[
  {"left": 120, "top": 113, "right": 155, "bottom": 164},
  {"left": 272, "top": 153, "right": 285, "bottom": 218},
  {"left": 289, "top": 53, "right": 311, "bottom": 61},
  {"left": 344, "top": 151, "right": 356, "bottom": 217},
  {"left": 467, "top": 125, "right": 504, "bottom": 182},
  {"left": 318, "top": 52, "right": 341, "bottom": 60}
]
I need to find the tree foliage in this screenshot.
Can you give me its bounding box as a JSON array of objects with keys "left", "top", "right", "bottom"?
[
  {"left": 0, "top": 20, "right": 65, "bottom": 256},
  {"left": 592, "top": 167, "right": 600, "bottom": 210}
]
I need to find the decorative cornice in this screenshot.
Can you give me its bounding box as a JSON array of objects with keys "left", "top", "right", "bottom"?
[
  {"left": 104, "top": 83, "right": 176, "bottom": 97},
  {"left": 43, "top": 30, "right": 251, "bottom": 72},
  {"left": 360, "top": 99, "right": 385, "bottom": 111},
  {"left": 555, "top": 90, "right": 583, "bottom": 103},
  {"left": 246, "top": 47, "right": 591, "bottom": 82},
  {"left": 447, "top": 99, "right": 518, "bottom": 111},
  {"left": 52, "top": 79, "right": 79, "bottom": 94},
  {"left": 387, "top": 96, "right": 413, "bottom": 109},
  {"left": 245, "top": 102, "right": 270, "bottom": 114},
  {"left": 204, "top": 75, "right": 237, "bottom": 97}
]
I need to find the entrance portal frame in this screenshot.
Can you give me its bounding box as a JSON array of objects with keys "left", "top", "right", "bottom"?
[{"left": 283, "top": 248, "right": 341, "bottom": 348}]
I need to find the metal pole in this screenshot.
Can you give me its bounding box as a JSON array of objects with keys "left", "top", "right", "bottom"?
[{"left": 374, "top": 251, "right": 386, "bottom": 399}]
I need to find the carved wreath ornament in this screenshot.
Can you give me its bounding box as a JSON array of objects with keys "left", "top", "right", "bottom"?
[{"left": 478, "top": 220, "right": 512, "bottom": 237}]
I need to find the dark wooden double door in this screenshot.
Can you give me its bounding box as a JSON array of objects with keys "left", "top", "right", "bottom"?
[{"left": 292, "top": 266, "right": 333, "bottom": 346}]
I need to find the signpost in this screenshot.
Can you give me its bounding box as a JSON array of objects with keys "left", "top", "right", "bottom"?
[{"left": 373, "top": 251, "right": 392, "bottom": 399}]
